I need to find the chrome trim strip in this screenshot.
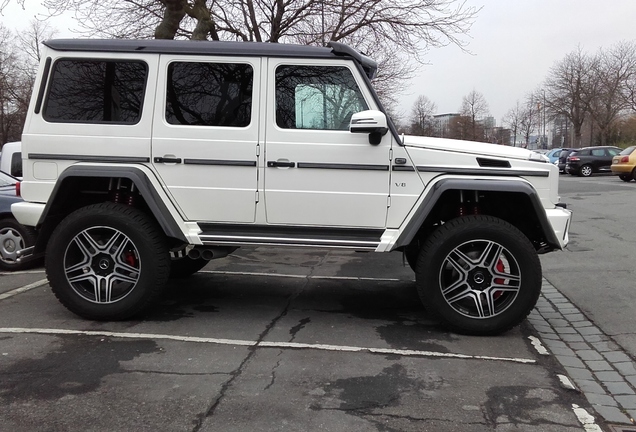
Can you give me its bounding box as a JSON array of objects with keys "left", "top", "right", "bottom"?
[
  {"left": 28, "top": 154, "right": 150, "bottom": 163},
  {"left": 183, "top": 159, "right": 257, "bottom": 167},
  {"left": 415, "top": 166, "right": 550, "bottom": 177},
  {"left": 296, "top": 162, "right": 389, "bottom": 171}
]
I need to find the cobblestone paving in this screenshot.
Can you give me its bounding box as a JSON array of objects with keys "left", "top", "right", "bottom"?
[{"left": 530, "top": 279, "right": 636, "bottom": 426}]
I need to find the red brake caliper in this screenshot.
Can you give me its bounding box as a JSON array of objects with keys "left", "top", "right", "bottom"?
[
  {"left": 493, "top": 259, "right": 505, "bottom": 299},
  {"left": 124, "top": 251, "right": 137, "bottom": 267}
]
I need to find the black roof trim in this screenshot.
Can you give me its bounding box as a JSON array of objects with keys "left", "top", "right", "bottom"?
[{"left": 43, "top": 39, "right": 378, "bottom": 79}]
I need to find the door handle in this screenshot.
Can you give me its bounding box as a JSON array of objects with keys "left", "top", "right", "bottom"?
[
  {"left": 267, "top": 161, "right": 296, "bottom": 168},
  {"left": 154, "top": 157, "right": 182, "bottom": 164}
]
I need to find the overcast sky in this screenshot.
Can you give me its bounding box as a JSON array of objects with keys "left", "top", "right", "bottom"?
[
  {"left": 403, "top": 0, "right": 636, "bottom": 124},
  {"left": 3, "top": 0, "right": 636, "bottom": 125}
]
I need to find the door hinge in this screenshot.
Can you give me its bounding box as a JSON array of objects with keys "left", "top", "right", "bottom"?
[
  {"left": 255, "top": 190, "right": 260, "bottom": 203},
  {"left": 387, "top": 196, "right": 391, "bottom": 208},
  {"left": 256, "top": 144, "right": 261, "bottom": 157},
  {"left": 389, "top": 148, "right": 393, "bottom": 160}
]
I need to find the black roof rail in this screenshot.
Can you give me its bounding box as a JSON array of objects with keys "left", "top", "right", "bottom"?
[{"left": 327, "top": 41, "right": 378, "bottom": 79}]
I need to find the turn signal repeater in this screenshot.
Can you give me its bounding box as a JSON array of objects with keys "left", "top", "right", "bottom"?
[{"left": 15, "top": 181, "right": 20, "bottom": 197}]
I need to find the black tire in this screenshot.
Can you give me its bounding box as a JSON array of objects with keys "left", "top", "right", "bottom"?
[
  {"left": 619, "top": 174, "right": 632, "bottom": 182},
  {"left": 169, "top": 257, "right": 208, "bottom": 278},
  {"left": 415, "top": 215, "right": 542, "bottom": 336},
  {"left": 579, "top": 164, "right": 593, "bottom": 177},
  {"left": 45, "top": 202, "right": 170, "bottom": 320},
  {"left": 0, "top": 218, "right": 37, "bottom": 271}
]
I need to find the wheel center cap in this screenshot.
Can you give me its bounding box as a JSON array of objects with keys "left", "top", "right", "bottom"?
[
  {"left": 468, "top": 267, "right": 493, "bottom": 291},
  {"left": 99, "top": 259, "right": 110, "bottom": 270},
  {"left": 473, "top": 272, "right": 485, "bottom": 284}
]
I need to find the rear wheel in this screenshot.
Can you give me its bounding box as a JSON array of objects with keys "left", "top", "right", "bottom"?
[
  {"left": 579, "top": 164, "right": 593, "bottom": 177},
  {"left": 619, "top": 174, "right": 632, "bottom": 182},
  {"left": 46, "top": 202, "right": 170, "bottom": 320},
  {"left": 0, "top": 218, "right": 37, "bottom": 271},
  {"left": 415, "top": 215, "right": 541, "bottom": 335}
]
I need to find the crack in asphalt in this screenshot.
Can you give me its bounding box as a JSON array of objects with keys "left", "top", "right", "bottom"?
[{"left": 190, "top": 252, "right": 330, "bottom": 431}]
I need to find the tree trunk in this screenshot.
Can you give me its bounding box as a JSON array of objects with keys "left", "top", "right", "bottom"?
[{"left": 155, "top": 0, "right": 187, "bottom": 39}]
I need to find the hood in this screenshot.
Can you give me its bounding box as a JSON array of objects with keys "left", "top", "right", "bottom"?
[{"left": 402, "top": 135, "right": 535, "bottom": 161}]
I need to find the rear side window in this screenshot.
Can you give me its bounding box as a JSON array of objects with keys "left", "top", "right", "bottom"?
[
  {"left": 166, "top": 62, "right": 253, "bottom": 127},
  {"left": 591, "top": 149, "right": 604, "bottom": 156},
  {"left": 10, "top": 152, "right": 22, "bottom": 178},
  {"left": 44, "top": 60, "right": 147, "bottom": 124}
]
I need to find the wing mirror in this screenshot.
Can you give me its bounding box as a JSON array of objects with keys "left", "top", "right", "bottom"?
[{"left": 349, "top": 110, "right": 388, "bottom": 145}]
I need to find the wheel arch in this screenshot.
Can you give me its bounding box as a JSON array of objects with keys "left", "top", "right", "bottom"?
[
  {"left": 395, "top": 178, "right": 561, "bottom": 253},
  {"left": 33, "top": 166, "right": 186, "bottom": 254}
]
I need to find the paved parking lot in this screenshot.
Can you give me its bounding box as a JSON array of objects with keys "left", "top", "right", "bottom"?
[{"left": 0, "top": 247, "right": 605, "bottom": 432}]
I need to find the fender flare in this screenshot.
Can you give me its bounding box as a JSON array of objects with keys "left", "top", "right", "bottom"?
[
  {"left": 38, "top": 165, "right": 186, "bottom": 242},
  {"left": 394, "top": 177, "right": 560, "bottom": 250}
]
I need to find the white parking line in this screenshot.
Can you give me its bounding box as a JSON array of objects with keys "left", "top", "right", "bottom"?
[
  {"left": 571, "top": 404, "right": 603, "bottom": 431},
  {"left": 0, "top": 279, "right": 49, "bottom": 301},
  {"left": 0, "top": 327, "right": 537, "bottom": 364}
]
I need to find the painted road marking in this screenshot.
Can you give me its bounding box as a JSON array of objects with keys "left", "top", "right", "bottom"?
[
  {"left": 572, "top": 404, "right": 603, "bottom": 432},
  {"left": 528, "top": 335, "right": 550, "bottom": 355},
  {"left": 0, "top": 327, "right": 537, "bottom": 364},
  {"left": 0, "top": 279, "right": 48, "bottom": 301}
]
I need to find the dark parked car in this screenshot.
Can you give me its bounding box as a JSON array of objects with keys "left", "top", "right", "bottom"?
[
  {"left": 556, "top": 148, "right": 575, "bottom": 173},
  {"left": 0, "top": 170, "right": 37, "bottom": 271},
  {"left": 566, "top": 146, "right": 622, "bottom": 177}
]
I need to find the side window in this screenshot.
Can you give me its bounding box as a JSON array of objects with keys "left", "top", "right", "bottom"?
[
  {"left": 591, "top": 149, "right": 605, "bottom": 156},
  {"left": 275, "top": 65, "right": 368, "bottom": 130},
  {"left": 44, "top": 60, "right": 147, "bottom": 124},
  {"left": 166, "top": 62, "right": 253, "bottom": 127},
  {"left": 608, "top": 148, "right": 620, "bottom": 156},
  {"left": 10, "top": 152, "right": 22, "bottom": 178}
]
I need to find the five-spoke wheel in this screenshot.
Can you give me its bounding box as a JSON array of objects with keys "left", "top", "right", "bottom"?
[
  {"left": 415, "top": 215, "right": 541, "bottom": 335},
  {"left": 46, "top": 202, "right": 170, "bottom": 320}
]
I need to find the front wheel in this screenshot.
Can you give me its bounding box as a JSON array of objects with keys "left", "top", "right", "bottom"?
[
  {"left": 46, "top": 202, "right": 170, "bottom": 320},
  {"left": 415, "top": 215, "right": 541, "bottom": 335}
]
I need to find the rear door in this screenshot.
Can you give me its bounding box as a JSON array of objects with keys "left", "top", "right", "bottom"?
[{"left": 151, "top": 56, "right": 260, "bottom": 223}]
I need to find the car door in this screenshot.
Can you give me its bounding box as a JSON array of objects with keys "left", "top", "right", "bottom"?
[
  {"left": 263, "top": 59, "right": 391, "bottom": 228},
  {"left": 602, "top": 147, "right": 621, "bottom": 171},
  {"left": 151, "top": 56, "right": 260, "bottom": 223}
]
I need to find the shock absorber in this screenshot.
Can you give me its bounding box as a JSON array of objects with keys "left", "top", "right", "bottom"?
[
  {"left": 458, "top": 190, "right": 466, "bottom": 216},
  {"left": 473, "top": 191, "right": 480, "bottom": 215}
]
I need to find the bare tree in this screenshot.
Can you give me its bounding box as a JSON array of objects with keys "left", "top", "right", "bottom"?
[
  {"left": 503, "top": 102, "right": 522, "bottom": 146},
  {"left": 544, "top": 47, "right": 598, "bottom": 148},
  {"left": 588, "top": 41, "right": 636, "bottom": 146},
  {"left": 408, "top": 95, "right": 437, "bottom": 136},
  {"left": 459, "top": 89, "right": 489, "bottom": 141},
  {"left": 519, "top": 93, "right": 540, "bottom": 148}
]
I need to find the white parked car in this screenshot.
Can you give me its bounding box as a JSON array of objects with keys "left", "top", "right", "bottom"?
[{"left": 12, "top": 39, "right": 571, "bottom": 335}]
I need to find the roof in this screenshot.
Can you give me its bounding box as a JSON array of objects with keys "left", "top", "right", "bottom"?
[{"left": 43, "top": 39, "right": 378, "bottom": 79}]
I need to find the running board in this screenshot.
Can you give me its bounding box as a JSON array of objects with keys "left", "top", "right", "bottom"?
[{"left": 197, "top": 224, "right": 384, "bottom": 250}]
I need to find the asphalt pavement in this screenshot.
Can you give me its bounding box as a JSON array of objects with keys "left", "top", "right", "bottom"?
[{"left": 1, "top": 174, "right": 635, "bottom": 431}]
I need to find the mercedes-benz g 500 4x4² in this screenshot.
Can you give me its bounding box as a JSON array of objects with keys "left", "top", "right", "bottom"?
[{"left": 13, "top": 39, "right": 571, "bottom": 335}]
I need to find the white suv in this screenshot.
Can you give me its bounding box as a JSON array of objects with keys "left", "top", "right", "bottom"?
[{"left": 13, "top": 39, "right": 571, "bottom": 335}]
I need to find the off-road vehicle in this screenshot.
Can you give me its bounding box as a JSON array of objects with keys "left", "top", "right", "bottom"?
[{"left": 13, "top": 39, "right": 571, "bottom": 335}]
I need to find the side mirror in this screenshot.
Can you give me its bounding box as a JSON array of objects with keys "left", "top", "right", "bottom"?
[{"left": 349, "top": 110, "right": 388, "bottom": 145}]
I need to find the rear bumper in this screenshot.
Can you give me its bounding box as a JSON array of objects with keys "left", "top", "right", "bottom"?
[{"left": 610, "top": 165, "right": 634, "bottom": 175}]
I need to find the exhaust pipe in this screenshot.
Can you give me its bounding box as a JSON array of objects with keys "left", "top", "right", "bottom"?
[{"left": 188, "top": 247, "right": 236, "bottom": 261}]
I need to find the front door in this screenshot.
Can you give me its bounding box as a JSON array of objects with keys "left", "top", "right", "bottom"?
[
  {"left": 263, "top": 59, "right": 391, "bottom": 228},
  {"left": 151, "top": 56, "right": 260, "bottom": 223}
]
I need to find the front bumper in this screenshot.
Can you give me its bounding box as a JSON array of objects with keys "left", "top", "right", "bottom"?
[{"left": 545, "top": 207, "right": 572, "bottom": 249}]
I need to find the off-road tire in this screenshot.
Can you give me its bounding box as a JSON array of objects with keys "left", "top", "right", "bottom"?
[
  {"left": 415, "top": 215, "right": 542, "bottom": 336},
  {"left": 46, "top": 202, "right": 170, "bottom": 320}
]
